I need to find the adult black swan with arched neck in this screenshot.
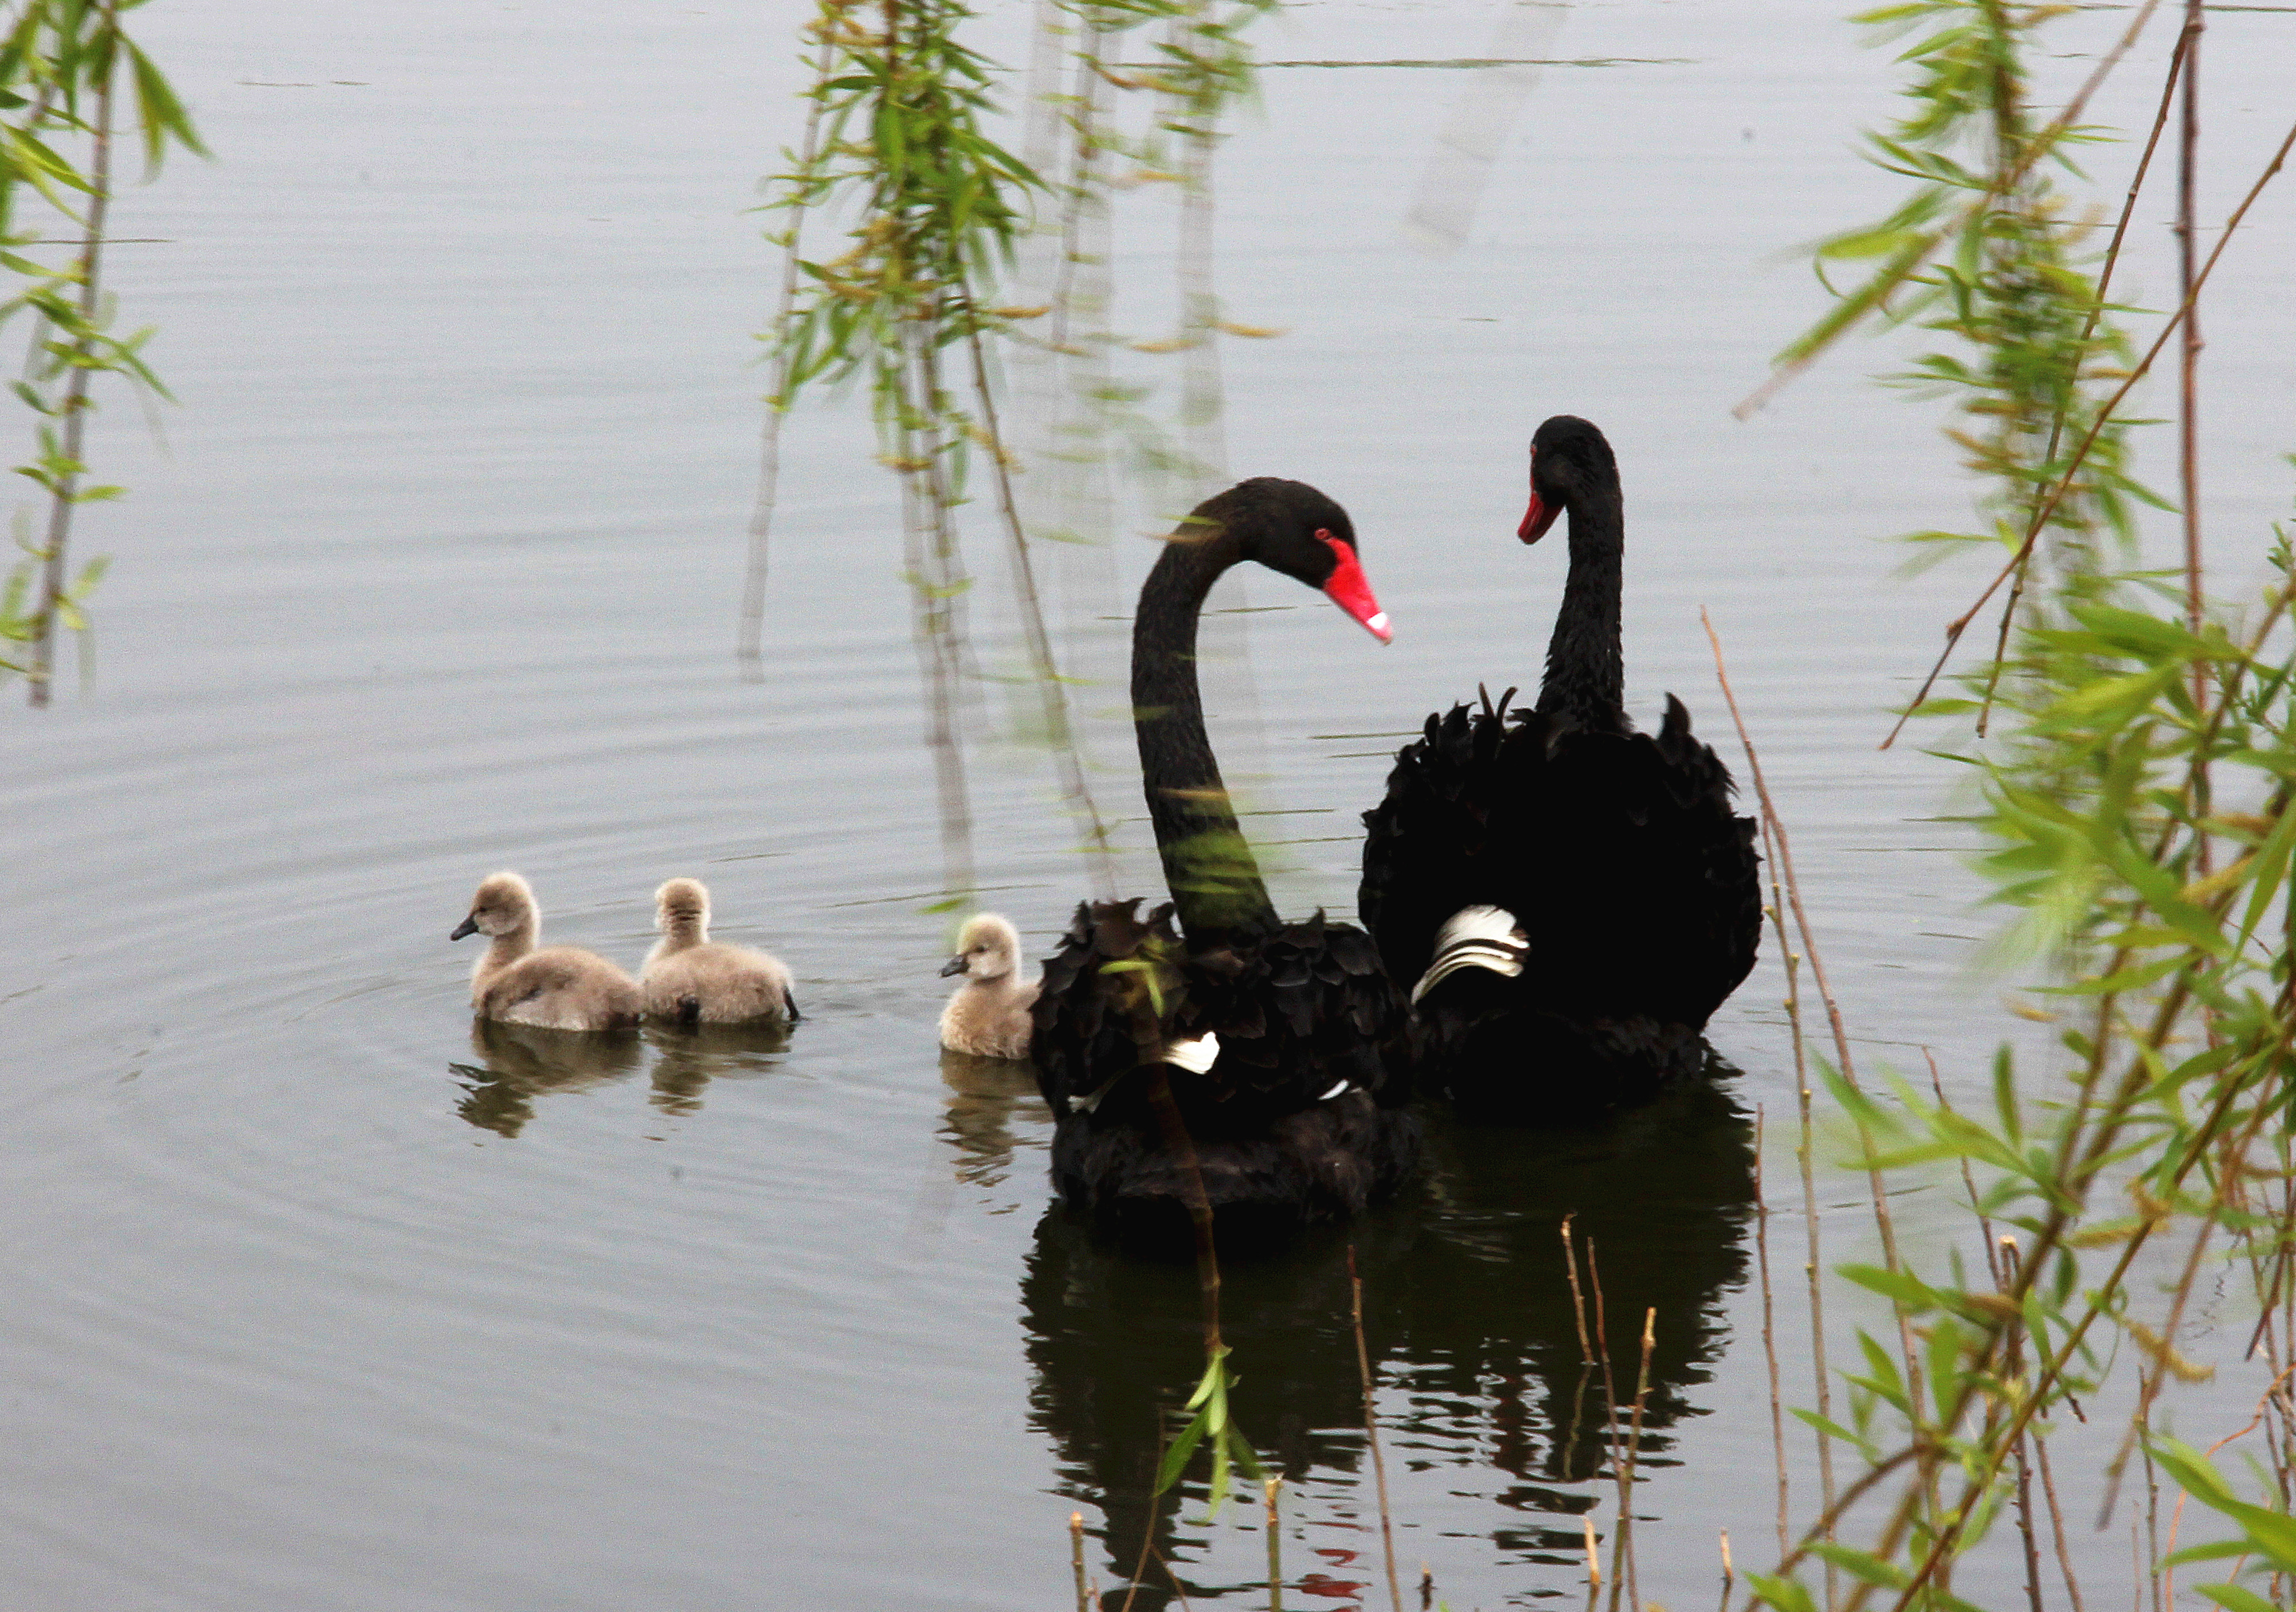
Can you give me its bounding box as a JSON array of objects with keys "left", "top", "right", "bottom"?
[
  {"left": 1359, "top": 415, "right": 1760, "bottom": 1113},
  {"left": 1032, "top": 478, "right": 1420, "bottom": 1233}
]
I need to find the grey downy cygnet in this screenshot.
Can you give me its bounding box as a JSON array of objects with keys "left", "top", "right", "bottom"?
[
  {"left": 938, "top": 913, "right": 1038, "bottom": 1060},
  {"left": 640, "top": 878, "right": 800, "bottom": 1026},
  {"left": 451, "top": 871, "right": 642, "bottom": 1032}
]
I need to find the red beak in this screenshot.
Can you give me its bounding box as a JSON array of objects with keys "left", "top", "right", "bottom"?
[
  {"left": 1518, "top": 492, "right": 1560, "bottom": 543},
  {"left": 1317, "top": 531, "right": 1392, "bottom": 644}
]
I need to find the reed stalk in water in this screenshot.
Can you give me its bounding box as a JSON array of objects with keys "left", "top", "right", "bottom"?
[
  {"left": 1346, "top": 1245, "right": 1403, "bottom": 1612},
  {"left": 0, "top": 0, "right": 201, "bottom": 704}
]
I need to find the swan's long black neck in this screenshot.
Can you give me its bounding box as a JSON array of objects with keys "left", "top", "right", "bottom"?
[
  {"left": 1133, "top": 535, "right": 1279, "bottom": 944},
  {"left": 1535, "top": 484, "right": 1628, "bottom": 733}
]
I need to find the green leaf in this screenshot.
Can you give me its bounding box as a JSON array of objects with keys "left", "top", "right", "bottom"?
[
  {"left": 1152, "top": 1409, "right": 1209, "bottom": 1495},
  {"left": 1743, "top": 1571, "right": 1820, "bottom": 1612},
  {"left": 1809, "top": 1543, "right": 1906, "bottom": 1590},
  {"left": 2192, "top": 1587, "right": 2279, "bottom": 1612}
]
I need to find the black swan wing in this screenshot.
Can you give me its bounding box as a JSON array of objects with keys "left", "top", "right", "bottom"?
[
  {"left": 1496, "top": 698, "right": 1759, "bottom": 1029},
  {"left": 1031, "top": 901, "right": 1411, "bottom": 1127},
  {"left": 1182, "top": 913, "right": 1412, "bottom": 1118},
  {"left": 1359, "top": 697, "right": 1518, "bottom": 988},
  {"left": 1029, "top": 898, "right": 1178, "bottom": 1120}
]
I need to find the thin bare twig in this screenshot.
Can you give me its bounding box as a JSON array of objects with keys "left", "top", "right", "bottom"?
[
  {"left": 1701, "top": 606, "right": 1843, "bottom": 1593},
  {"left": 1754, "top": 1109, "right": 1792, "bottom": 1560},
  {"left": 1614, "top": 1309, "right": 1656, "bottom": 1612},
  {"left": 2177, "top": 0, "right": 2212, "bottom": 884},
  {"left": 1347, "top": 1246, "right": 1404, "bottom": 1612}
]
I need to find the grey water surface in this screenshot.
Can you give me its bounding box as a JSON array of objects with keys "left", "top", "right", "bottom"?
[{"left": 5, "top": 2, "right": 2294, "bottom": 1609}]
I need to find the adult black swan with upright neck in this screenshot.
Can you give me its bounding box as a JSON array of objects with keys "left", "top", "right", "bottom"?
[
  {"left": 1032, "top": 478, "right": 1420, "bottom": 1232},
  {"left": 1359, "top": 416, "right": 1760, "bottom": 1112}
]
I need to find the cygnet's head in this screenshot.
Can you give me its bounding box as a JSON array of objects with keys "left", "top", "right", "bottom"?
[
  {"left": 940, "top": 912, "right": 1022, "bottom": 981},
  {"left": 452, "top": 871, "right": 536, "bottom": 941},
  {"left": 655, "top": 877, "right": 711, "bottom": 941}
]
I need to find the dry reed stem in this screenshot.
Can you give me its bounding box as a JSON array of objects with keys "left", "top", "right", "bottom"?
[
  {"left": 1926, "top": 1053, "right": 2001, "bottom": 1285},
  {"left": 2176, "top": 0, "right": 2205, "bottom": 643},
  {"left": 1715, "top": 592, "right": 1978, "bottom": 1568},
  {"left": 1701, "top": 608, "right": 1837, "bottom": 1588},
  {"left": 1563, "top": 1213, "right": 1596, "bottom": 1365},
  {"left": 739, "top": 18, "right": 837, "bottom": 670},
  {"left": 1560, "top": 1214, "right": 1600, "bottom": 1481},
  {"left": 1730, "top": 0, "right": 2167, "bottom": 421},
  {"left": 2176, "top": 0, "right": 2212, "bottom": 882},
  {"left": 2144, "top": 1443, "right": 2163, "bottom": 1612},
  {"left": 1583, "top": 1515, "right": 1602, "bottom": 1588},
  {"left": 1264, "top": 1477, "right": 1283, "bottom": 1612},
  {"left": 1699, "top": 616, "right": 1916, "bottom": 1430},
  {"left": 1073, "top": 1510, "right": 1092, "bottom": 1612},
  {"left": 1882, "top": 104, "right": 2296, "bottom": 748},
  {"left": 1347, "top": 1246, "right": 1404, "bottom": 1612},
  {"left": 1613, "top": 1308, "right": 1656, "bottom": 1612},
  {"left": 2033, "top": 1434, "right": 2087, "bottom": 1612},
  {"left": 1997, "top": 1240, "right": 2045, "bottom": 1612},
  {"left": 1752, "top": 1109, "right": 1792, "bottom": 1559},
  {"left": 1585, "top": 1243, "right": 1635, "bottom": 1612}
]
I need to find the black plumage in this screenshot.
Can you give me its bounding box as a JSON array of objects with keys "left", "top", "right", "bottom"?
[
  {"left": 1359, "top": 416, "right": 1760, "bottom": 1113},
  {"left": 1030, "top": 479, "right": 1420, "bottom": 1231}
]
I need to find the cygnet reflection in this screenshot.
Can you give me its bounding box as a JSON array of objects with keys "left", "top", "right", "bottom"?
[
  {"left": 645, "top": 1019, "right": 793, "bottom": 1116},
  {"left": 938, "top": 1046, "right": 1053, "bottom": 1189},
  {"left": 450, "top": 1018, "right": 644, "bottom": 1137}
]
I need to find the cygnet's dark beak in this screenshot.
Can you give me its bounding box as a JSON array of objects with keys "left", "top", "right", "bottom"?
[
  {"left": 939, "top": 955, "right": 969, "bottom": 978},
  {"left": 450, "top": 917, "right": 479, "bottom": 941}
]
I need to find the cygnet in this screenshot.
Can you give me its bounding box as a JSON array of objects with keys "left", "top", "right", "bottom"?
[
  {"left": 451, "top": 871, "right": 641, "bottom": 1032},
  {"left": 640, "top": 878, "right": 800, "bottom": 1026},
  {"left": 938, "top": 913, "right": 1037, "bottom": 1060}
]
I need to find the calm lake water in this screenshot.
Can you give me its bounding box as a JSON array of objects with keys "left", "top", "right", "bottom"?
[{"left": 5, "top": 2, "right": 2294, "bottom": 1608}]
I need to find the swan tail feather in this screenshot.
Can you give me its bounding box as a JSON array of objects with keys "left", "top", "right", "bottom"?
[{"left": 1411, "top": 903, "right": 1529, "bottom": 1005}]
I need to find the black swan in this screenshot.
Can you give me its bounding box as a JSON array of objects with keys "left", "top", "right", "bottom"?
[
  {"left": 1359, "top": 416, "right": 1760, "bottom": 1112},
  {"left": 1031, "top": 478, "right": 1420, "bottom": 1231}
]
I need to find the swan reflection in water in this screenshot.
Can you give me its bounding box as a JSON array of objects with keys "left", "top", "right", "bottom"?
[
  {"left": 1010, "top": 1070, "right": 1756, "bottom": 1609},
  {"left": 939, "top": 1048, "right": 1052, "bottom": 1192},
  {"left": 449, "top": 1019, "right": 790, "bottom": 1135}
]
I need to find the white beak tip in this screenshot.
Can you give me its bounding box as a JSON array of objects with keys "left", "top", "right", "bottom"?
[{"left": 1365, "top": 612, "right": 1392, "bottom": 644}]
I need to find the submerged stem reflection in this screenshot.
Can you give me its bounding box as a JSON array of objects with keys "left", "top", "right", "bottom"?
[{"left": 1018, "top": 1077, "right": 1756, "bottom": 1607}]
